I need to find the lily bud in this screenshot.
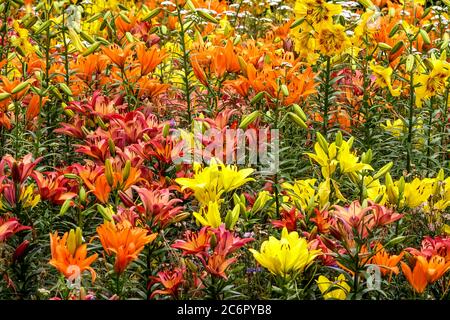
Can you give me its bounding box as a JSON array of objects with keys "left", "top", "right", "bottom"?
[
  {"left": 0, "top": 92, "right": 11, "bottom": 102},
  {"left": 239, "top": 110, "right": 260, "bottom": 129},
  {"left": 225, "top": 204, "right": 240, "bottom": 229},
  {"left": 209, "top": 233, "right": 217, "bottom": 249},
  {"left": 335, "top": 131, "right": 343, "bottom": 147},
  {"left": 288, "top": 112, "right": 308, "bottom": 129},
  {"left": 358, "top": 0, "right": 375, "bottom": 9},
  {"left": 162, "top": 123, "right": 170, "bottom": 137},
  {"left": 105, "top": 158, "right": 114, "bottom": 187},
  {"left": 59, "top": 198, "right": 72, "bottom": 216},
  {"left": 33, "top": 20, "right": 51, "bottom": 35},
  {"left": 316, "top": 132, "right": 329, "bottom": 154},
  {"left": 97, "top": 204, "right": 113, "bottom": 222},
  {"left": 419, "top": 29, "right": 431, "bottom": 45},
  {"left": 11, "top": 81, "right": 31, "bottom": 95},
  {"left": 13, "top": 240, "right": 30, "bottom": 263},
  {"left": 389, "top": 23, "right": 400, "bottom": 38},
  {"left": 125, "top": 32, "right": 135, "bottom": 43},
  {"left": 361, "top": 149, "right": 372, "bottom": 164},
  {"left": 142, "top": 7, "right": 161, "bottom": 22},
  {"left": 59, "top": 83, "right": 73, "bottom": 96},
  {"left": 81, "top": 42, "right": 101, "bottom": 56},
  {"left": 68, "top": 229, "right": 77, "bottom": 256},
  {"left": 119, "top": 12, "right": 131, "bottom": 23},
  {"left": 390, "top": 41, "right": 404, "bottom": 55},
  {"left": 378, "top": 42, "right": 392, "bottom": 51},
  {"left": 405, "top": 54, "right": 415, "bottom": 72},
  {"left": 250, "top": 91, "right": 265, "bottom": 105},
  {"left": 79, "top": 186, "right": 86, "bottom": 204},
  {"left": 233, "top": 193, "right": 241, "bottom": 206},
  {"left": 281, "top": 84, "right": 289, "bottom": 97},
  {"left": 238, "top": 56, "right": 247, "bottom": 75},
  {"left": 108, "top": 138, "right": 116, "bottom": 157},
  {"left": 75, "top": 227, "right": 83, "bottom": 248},
  {"left": 81, "top": 126, "right": 90, "bottom": 136},
  {"left": 373, "top": 162, "right": 393, "bottom": 180},
  {"left": 86, "top": 12, "right": 103, "bottom": 23},
  {"left": 80, "top": 31, "right": 95, "bottom": 44},
  {"left": 292, "top": 104, "right": 307, "bottom": 122},
  {"left": 122, "top": 160, "right": 131, "bottom": 181},
  {"left": 251, "top": 191, "right": 270, "bottom": 214},
  {"left": 197, "top": 9, "right": 219, "bottom": 24}
]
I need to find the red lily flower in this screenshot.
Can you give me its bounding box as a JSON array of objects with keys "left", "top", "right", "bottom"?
[
  {"left": 0, "top": 217, "right": 31, "bottom": 242},
  {"left": 172, "top": 227, "right": 211, "bottom": 256},
  {"left": 271, "top": 207, "right": 303, "bottom": 232},
  {"left": 149, "top": 267, "right": 185, "bottom": 299}
]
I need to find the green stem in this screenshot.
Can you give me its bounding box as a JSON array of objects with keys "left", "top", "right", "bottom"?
[
  {"left": 62, "top": 12, "right": 72, "bottom": 161},
  {"left": 426, "top": 97, "right": 433, "bottom": 171},
  {"left": 442, "top": 87, "right": 449, "bottom": 166},
  {"left": 322, "top": 56, "right": 331, "bottom": 136},
  {"left": 176, "top": 3, "right": 192, "bottom": 124},
  {"left": 115, "top": 272, "right": 123, "bottom": 298},
  {"left": 14, "top": 101, "right": 20, "bottom": 158},
  {"left": 406, "top": 52, "right": 415, "bottom": 174}
]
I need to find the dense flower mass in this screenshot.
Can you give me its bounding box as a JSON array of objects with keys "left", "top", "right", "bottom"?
[{"left": 0, "top": 0, "right": 449, "bottom": 301}]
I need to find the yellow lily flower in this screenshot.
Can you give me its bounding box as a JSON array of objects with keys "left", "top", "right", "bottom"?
[
  {"left": 337, "top": 140, "right": 373, "bottom": 174},
  {"left": 381, "top": 119, "right": 405, "bottom": 137},
  {"left": 11, "top": 21, "right": 35, "bottom": 56},
  {"left": 220, "top": 164, "right": 255, "bottom": 192},
  {"left": 306, "top": 142, "right": 338, "bottom": 179},
  {"left": 414, "top": 58, "right": 450, "bottom": 108},
  {"left": 403, "top": 178, "right": 434, "bottom": 208},
  {"left": 193, "top": 201, "right": 222, "bottom": 228},
  {"left": 364, "top": 176, "right": 387, "bottom": 205},
  {"left": 294, "top": 0, "right": 342, "bottom": 26},
  {"left": 317, "top": 274, "right": 350, "bottom": 300},
  {"left": 370, "top": 61, "right": 401, "bottom": 97},
  {"left": 249, "top": 228, "right": 321, "bottom": 277},
  {"left": 282, "top": 179, "right": 317, "bottom": 211},
  {"left": 20, "top": 184, "right": 40, "bottom": 209},
  {"left": 316, "top": 22, "right": 352, "bottom": 57},
  {"left": 176, "top": 159, "right": 254, "bottom": 205}
]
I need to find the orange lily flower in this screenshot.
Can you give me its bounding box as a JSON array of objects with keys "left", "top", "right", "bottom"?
[
  {"left": 76, "top": 164, "right": 111, "bottom": 203},
  {"left": 370, "top": 243, "right": 404, "bottom": 279},
  {"left": 0, "top": 112, "right": 11, "bottom": 129},
  {"left": 401, "top": 255, "right": 450, "bottom": 293},
  {"left": 311, "top": 208, "right": 332, "bottom": 234},
  {"left": 74, "top": 54, "right": 108, "bottom": 83},
  {"left": 136, "top": 43, "right": 168, "bottom": 76},
  {"left": 202, "top": 253, "right": 236, "bottom": 280},
  {"left": 136, "top": 78, "right": 170, "bottom": 99},
  {"left": 191, "top": 58, "right": 208, "bottom": 86},
  {"left": 97, "top": 220, "right": 157, "bottom": 274},
  {"left": 0, "top": 76, "right": 30, "bottom": 101},
  {"left": 25, "top": 94, "right": 48, "bottom": 122},
  {"left": 49, "top": 230, "right": 98, "bottom": 282},
  {"left": 102, "top": 44, "right": 133, "bottom": 69},
  {"left": 115, "top": 14, "right": 137, "bottom": 34},
  {"left": 105, "top": 159, "right": 142, "bottom": 192},
  {"left": 91, "top": 175, "right": 111, "bottom": 203}
]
